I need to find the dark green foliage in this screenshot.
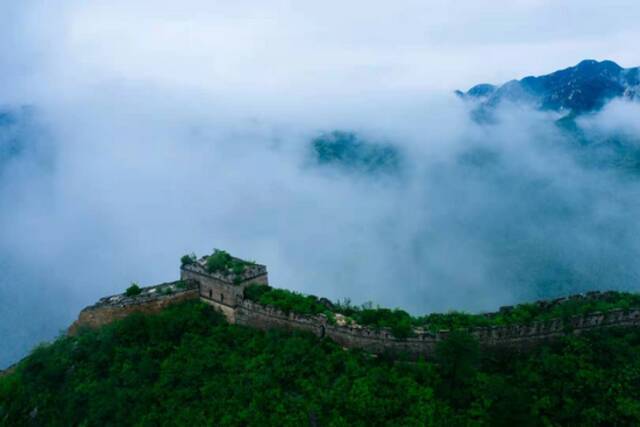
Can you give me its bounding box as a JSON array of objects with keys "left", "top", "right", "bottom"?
[
  {"left": 312, "top": 131, "right": 402, "bottom": 174},
  {"left": 231, "top": 262, "right": 245, "bottom": 275},
  {"left": 243, "top": 283, "right": 271, "bottom": 301},
  {"left": 340, "top": 305, "right": 415, "bottom": 338},
  {"left": 332, "top": 291, "right": 640, "bottom": 336},
  {"left": 180, "top": 253, "right": 196, "bottom": 267},
  {"left": 246, "top": 286, "right": 640, "bottom": 339},
  {"left": 2, "top": 301, "right": 640, "bottom": 425},
  {"left": 205, "top": 250, "right": 251, "bottom": 277},
  {"left": 349, "top": 291, "right": 640, "bottom": 333},
  {"left": 417, "top": 310, "right": 493, "bottom": 332},
  {"left": 419, "top": 291, "right": 640, "bottom": 331},
  {"left": 205, "top": 249, "right": 233, "bottom": 272},
  {"left": 125, "top": 283, "right": 142, "bottom": 297},
  {"left": 244, "top": 284, "right": 333, "bottom": 318},
  {"left": 434, "top": 331, "right": 480, "bottom": 408}
]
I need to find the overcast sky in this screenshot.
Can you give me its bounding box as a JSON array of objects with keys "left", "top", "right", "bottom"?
[{"left": 3, "top": 1, "right": 640, "bottom": 105}]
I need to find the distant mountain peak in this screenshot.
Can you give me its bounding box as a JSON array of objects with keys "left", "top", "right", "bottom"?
[{"left": 459, "top": 59, "right": 640, "bottom": 115}]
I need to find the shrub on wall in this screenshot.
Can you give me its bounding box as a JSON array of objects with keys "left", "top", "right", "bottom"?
[
  {"left": 345, "top": 307, "right": 415, "bottom": 338},
  {"left": 243, "top": 284, "right": 333, "bottom": 319},
  {"left": 125, "top": 283, "right": 142, "bottom": 297},
  {"left": 243, "top": 283, "right": 271, "bottom": 301},
  {"left": 205, "top": 250, "right": 232, "bottom": 272},
  {"left": 205, "top": 249, "right": 251, "bottom": 278},
  {"left": 180, "top": 253, "right": 197, "bottom": 267},
  {"left": 245, "top": 284, "right": 640, "bottom": 338}
]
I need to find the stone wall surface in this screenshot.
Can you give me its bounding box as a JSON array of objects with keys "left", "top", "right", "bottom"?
[
  {"left": 180, "top": 268, "right": 268, "bottom": 307},
  {"left": 67, "top": 276, "right": 640, "bottom": 359},
  {"left": 182, "top": 269, "right": 244, "bottom": 307},
  {"left": 470, "top": 308, "right": 640, "bottom": 349},
  {"left": 180, "top": 257, "right": 268, "bottom": 286},
  {"left": 233, "top": 299, "right": 640, "bottom": 358},
  {"left": 201, "top": 298, "right": 238, "bottom": 323},
  {"left": 68, "top": 281, "right": 199, "bottom": 335}
]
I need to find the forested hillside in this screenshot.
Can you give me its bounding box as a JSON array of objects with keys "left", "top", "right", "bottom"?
[{"left": 2, "top": 301, "right": 640, "bottom": 426}]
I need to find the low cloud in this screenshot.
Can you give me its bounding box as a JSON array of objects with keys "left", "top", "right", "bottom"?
[{"left": 1, "top": 1, "right": 640, "bottom": 367}]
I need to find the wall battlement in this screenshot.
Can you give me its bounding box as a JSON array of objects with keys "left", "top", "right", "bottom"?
[
  {"left": 68, "top": 280, "right": 199, "bottom": 335},
  {"left": 68, "top": 256, "right": 640, "bottom": 358},
  {"left": 234, "top": 298, "right": 640, "bottom": 357}
]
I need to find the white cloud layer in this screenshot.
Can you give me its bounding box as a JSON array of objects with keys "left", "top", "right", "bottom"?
[{"left": 1, "top": 1, "right": 640, "bottom": 367}]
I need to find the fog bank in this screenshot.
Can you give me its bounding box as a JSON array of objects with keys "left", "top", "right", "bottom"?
[{"left": 2, "top": 1, "right": 640, "bottom": 367}]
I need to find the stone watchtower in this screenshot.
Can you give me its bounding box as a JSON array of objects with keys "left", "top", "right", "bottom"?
[{"left": 180, "top": 250, "right": 268, "bottom": 321}]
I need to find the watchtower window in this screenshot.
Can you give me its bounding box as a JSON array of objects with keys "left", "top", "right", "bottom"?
[
  {"left": 221, "top": 294, "right": 224, "bottom": 303},
  {"left": 208, "top": 289, "right": 212, "bottom": 299}
]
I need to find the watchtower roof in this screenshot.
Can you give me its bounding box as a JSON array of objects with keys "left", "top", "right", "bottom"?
[{"left": 181, "top": 250, "right": 267, "bottom": 285}]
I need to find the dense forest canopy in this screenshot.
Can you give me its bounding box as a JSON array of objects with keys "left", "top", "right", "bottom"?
[{"left": 2, "top": 301, "right": 640, "bottom": 426}]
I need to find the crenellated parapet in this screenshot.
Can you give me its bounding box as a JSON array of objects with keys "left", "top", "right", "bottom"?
[
  {"left": 232, "top": 297, "right": 640, "bottom": 358},
  {"left": 68, "top": 280, "right": 199, "bottom": 335},
  {"left": 68, "top": 251, "right": 640, "bottom": 358},
  {"left": 180, "top": 250, "right": 269, "bottom": 321}
]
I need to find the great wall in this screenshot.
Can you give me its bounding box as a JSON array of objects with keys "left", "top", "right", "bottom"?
[{"left": 68, "top": 252, "right": 640, "bottom": 358}]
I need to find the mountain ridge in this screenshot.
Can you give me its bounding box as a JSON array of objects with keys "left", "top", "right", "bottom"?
[{"left": 457, "top": 59, "right": 640, "bottom": 115}]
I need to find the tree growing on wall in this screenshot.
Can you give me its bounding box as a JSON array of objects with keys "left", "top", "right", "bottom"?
[
  {"left": 180, "top": 253, "right": 197, "bottom": 267},
  {"left": 125, "top": 283, "right": 142, "bottom": 297}
]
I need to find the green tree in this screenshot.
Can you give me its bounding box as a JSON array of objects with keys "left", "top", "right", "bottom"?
[
  {"left": 180, "top": 253, "right": 197, "bottom": 266},
  {"left": 434, "top": 330, "right": 480, "bottom": 408},
  {"left": 125, "top": 283, "right": 142, "bottom": 297}
]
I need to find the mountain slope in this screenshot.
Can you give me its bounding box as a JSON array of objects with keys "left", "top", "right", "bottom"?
[
  {"left": 458, "top": 59, "right": 640, "bottom": 114},
  {"left": 2, "top": 300, "right": 640, "bottom": 425}
]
